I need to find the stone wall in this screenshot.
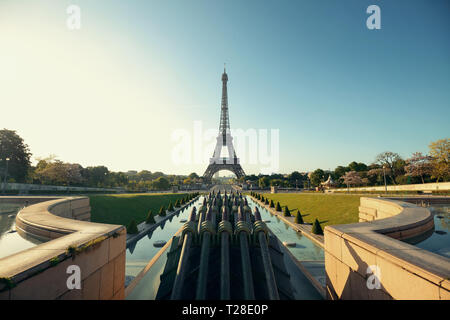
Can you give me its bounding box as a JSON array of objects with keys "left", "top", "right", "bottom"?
[
  {"left": 0, "top": 196, "right": 126, "bottom": 300},
  {"left": 325, "top": 197, "right": 450, "bottom": 300},
  {"left": 331, "top": 182, "right": 450, "bottom": 192}
]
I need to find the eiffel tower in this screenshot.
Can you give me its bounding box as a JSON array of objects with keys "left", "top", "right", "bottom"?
[{"left": 203, "top": 67, "right": 246, "bottom": 181}]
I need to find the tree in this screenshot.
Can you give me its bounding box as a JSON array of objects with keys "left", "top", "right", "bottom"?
[
  {"left": 127, "top": 219, "right": 138, "bottom": 234},
  {"left": 311, "top": 219, "right": 323, "bottom": 235},
  {"left": 348, "top": 161, "right": 368, "bottom": 172},
  {"left": 159, "top": 206, "right": 166, "bottom": 217},
  {"left": 341, "top": 171, "right": 363, "bottom": 189},
  {"left": 258, "top": 176, "right": 270, "bottom": 188},
  {"left": 375, "top": 151, "right": 402, "bottom": 185},
  {"left": 145, "top": 210, "right": 155, "bottom": 224},
  {"left": 404, "top": 152, "right": 432, "bottom": 184},
  {"left": 309, "top": 169, "right": 325, "bottom": 187},
  {"left": 167, "top": 202, "right": 174, "bottom": 212},
  {"left": 82, "top": 166, "right": 109, "bottom": 187},
  {"left": 152, "top": 176, "right": 170, "bottom": 190},
  {"left": 34, "top": 159, "right": 82, "bottom": 186},
  {"left": 428, "top": 138, "right": 449, "bottom": 182},
  {"left": 333, "top": 166, "right": 349, "bottom": 185},
  {"left": 283, "top": 205, "right": 291, "bottom": 217},
  {"left": 269, "top": 199, "right": 274, "bottom": 208},
  {"left": 188, "top": 172, "right": 200, "bottom": 180},
  {"left": 0, "top": 129, "right": 32, "bottom": 183},
  {"left": 295, "top": 210, "right": 304, "bottom": 224},
  {"left": 276, "top": 202, "right": 282, "bottom": 212}
]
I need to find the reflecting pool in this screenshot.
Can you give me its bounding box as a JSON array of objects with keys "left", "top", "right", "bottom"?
[
  {"left": 0, "top": 204, "right": 45, "bottom": 259},
  {"left": 404, "top": 205, "right": 450, "bottom": 259}
]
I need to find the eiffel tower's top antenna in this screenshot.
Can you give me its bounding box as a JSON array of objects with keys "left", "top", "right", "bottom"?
[{"left": 220, "top": 65, "right": 229, "bottom": 133}]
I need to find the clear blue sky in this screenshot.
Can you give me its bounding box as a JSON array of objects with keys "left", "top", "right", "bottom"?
[{"left": 1, "top": 0, "right": 449, "bottom": 175}]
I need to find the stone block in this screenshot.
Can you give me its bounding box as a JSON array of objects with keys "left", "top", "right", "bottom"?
[
  {"left": 70, "top": 237, "right": 110, "bottom": 279},
  {"left": 0, "top": 289, "right": 10, "bottom": 300},
  {"left": 10, "top": 258, "right": 74, "bottom": 300},
  {"left": 99, "top": 261, "right": 114, "bottom": 300},
  {"left": 375, "top": 254, "right": 440, "bottom": 299},
  {"left": 58, "top": 288, "right": 82, "bottom": 300},
  {"left": 324, "top": 228, "right": 342, "bottom": 261},
  {"left": 439, "top": 286, "right": 450, "bottom": 300},
  {"left": 341, "top": 238, "right": 376, "bottom": 277},
  {"left": 108, "top": 228, "right": 126, "bottom": 262},
  {"left": 113, "top": 252, "right": 125, "bottom": 295},
  {"left": 82, "top": 268, "right": 101, "bottom": 300},
  {"left": 335, "top": 259, "right": 351, "bottom": 299}
]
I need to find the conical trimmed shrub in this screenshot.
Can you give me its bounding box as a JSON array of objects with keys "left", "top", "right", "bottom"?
[
  {"left": 283, "top": 205, "right": 291, "bottom": 217},
  {"left": 168, "top": 202, "right": 174, "bottom": 212},
  {"left": 264, "top": 198, "right": 269, "bottom": 205},
  {"left": 127, "top": 219, "right": 138, "bottom": 234},
  {"left": 311, "top": 219, "right": 323, "bottom": 235},
  {"left": 174, "top": 199, "right": 179, "bottom": 207},
  {"left": 146, "top": 210, "right": 155, "bottom": 224},
  {"left": 159, "top": 206, "right": 166, "bottom": 217},
  {"left": 261, "top": 196, "right": 265, "bottom": 202},
  {"left": 276, "top": 202, "right": 282, "bottom": 212},
  {"left": 295, "top": 210, "right": 304, "bottom": 224},
  {"left": 270, "top": 200, "right": 274, "bottom": 208}
]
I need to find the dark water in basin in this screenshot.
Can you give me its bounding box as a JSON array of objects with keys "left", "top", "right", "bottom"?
[
  {"left": 403, "top": 205, "right": 450, "bottom": 259},
  {"left": 0, "top": 204, "right": 45, "bottom": 259}
]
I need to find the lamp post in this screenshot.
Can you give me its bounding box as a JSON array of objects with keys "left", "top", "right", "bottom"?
[
  {"left": 3, "top": 157, "right": 10, "bottom": 195},
  {"left": 383, "top": 165, "right": 387, "bottom": 194}
]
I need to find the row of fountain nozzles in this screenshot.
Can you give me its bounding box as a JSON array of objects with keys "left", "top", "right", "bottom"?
[{"left": 180, "top": 194, "right": 269, "bottom": 245}]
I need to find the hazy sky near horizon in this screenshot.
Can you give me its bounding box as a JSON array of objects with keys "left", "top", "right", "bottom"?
[{"left": 1, "top": 0, "right": 449, "bottom": 175}]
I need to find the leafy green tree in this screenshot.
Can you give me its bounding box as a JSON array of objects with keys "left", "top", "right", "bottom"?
[
  {"left": 429, "top": 138, "right": 449, "bottom": 182},
  {"left": 152, "top": 176, "right": 170, "bottom": 190},
  {"left": 348, "top": 161, "right": 368, "bottom": 172},
  {"left": 127, "top": 219, "right": 139, "bottom": 234},
  {"left": 145, "top": 210, "right": 155, "bottom": 224},
  {"left": 295, "top": 210, "right": 304, "bottom": 224},
  {"left": 0, "top": 129, "right": 31, "bottom": 183},
  {"left": 311, "top": 219, "right": 323, "bottom": 235},
  {"left": 258, "top": 176, "right": 270, "bottom": 188},
  {"left": 309, "top": 169, "right": 325, "bottom": 187}
]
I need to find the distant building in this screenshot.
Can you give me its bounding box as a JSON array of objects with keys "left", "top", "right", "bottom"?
[{"left": 320, "top": 175, "right": 336, "bottom": 190}]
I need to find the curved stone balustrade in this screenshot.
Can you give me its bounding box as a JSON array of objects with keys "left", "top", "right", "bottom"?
[
  {"left": 0, "top": 196, "right": 126, "bottom": 300},
  {"left": 325, "top": 196, "right": 450, "bottom": 300}
]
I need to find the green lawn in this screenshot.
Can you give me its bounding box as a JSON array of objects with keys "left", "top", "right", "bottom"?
[
  {"left": 261, "top": 193, "right": 367, "bottom": 227},
  {"left": 89, "top": 193, "right": 190, "bottom": 226}
]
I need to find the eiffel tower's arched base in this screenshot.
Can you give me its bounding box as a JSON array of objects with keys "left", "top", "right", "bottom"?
[{"left": 203, "top": 163, "right": 246, "bottom": 181}]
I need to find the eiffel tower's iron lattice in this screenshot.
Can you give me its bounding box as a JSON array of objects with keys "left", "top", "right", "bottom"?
[{"left": 203, "top": 68, "right": 246, "bottom": 181}]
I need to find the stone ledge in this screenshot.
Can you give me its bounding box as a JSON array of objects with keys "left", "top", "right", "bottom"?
[
  {"left": 0, "top": 196, "right": 126, "bottom": 300},
  {"left": 326, "top": 196, "right": 450, "bottom": 300}
]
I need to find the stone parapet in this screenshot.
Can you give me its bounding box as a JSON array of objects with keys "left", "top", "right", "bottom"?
[
  {"left": 325, "top": 197, "right": 450, "bottom": 300},
  {"left": 0, "top": 196, "right": 125, "bottom": 300}
]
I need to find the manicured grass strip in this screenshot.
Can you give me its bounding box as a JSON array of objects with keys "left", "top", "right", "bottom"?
[
  {"left": 261, "top": 193, "right": 366, "bottom": 227},
  {"left": 89, "top": 193, "right": 189, "bottom": 226}
]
